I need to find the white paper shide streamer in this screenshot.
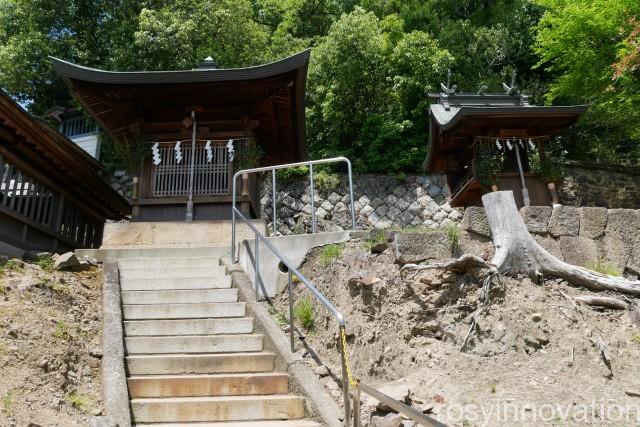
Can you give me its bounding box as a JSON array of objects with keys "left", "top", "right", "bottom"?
[
  {"left": 174, "top": 141, "right": 183, "bottom": 164},
  {"left": 205, "top": 140, "right": 213, "bottom": 163},
  {"left": 227, "top": 139, "right": 235, "bottom": 162},
  {"left": 151, "top": 142, "right": 161, "bottom": 166}
]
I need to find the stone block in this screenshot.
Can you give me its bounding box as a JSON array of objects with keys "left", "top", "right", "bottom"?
[
  {"left": 460, "top": 207, "right": 490, "bottom": 238},
  {"left": 579, "top": 207, "right": 608, "bottom": 239},
  {"left": 394, "top": 231, "right": 451, "bottom": 265},
  {"left": 519, "top": 206, "right": 552, "bottom": 235},
  {"left": 534, "top": 235, "right": 564, "bottom": 261},
  {"left": 627, "top": 241, "right": 640, "bottom": 275},
  {"left": 601, "top": 236, "right": 632, "bottom": 270},
  {"left": 605, "top": 209, "right": 640, "bottom": 243},
  {"left": 548, "top": 205, "right": 580, "bottom": 237},
  {"left": 558, "top": 236, "right": 597, "bottom": 267}
]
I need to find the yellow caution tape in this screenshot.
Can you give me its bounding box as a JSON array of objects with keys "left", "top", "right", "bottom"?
[{"left": 340, "top": 328, "right": 358, "bottom": 387}]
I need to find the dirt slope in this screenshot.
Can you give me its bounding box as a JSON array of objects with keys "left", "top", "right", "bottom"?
[
  {"left": 270, "top": 233, "right": 640, "bottom": 426},
  {"left": 0, "top": 259, "right": 103, "bottom": 426}
]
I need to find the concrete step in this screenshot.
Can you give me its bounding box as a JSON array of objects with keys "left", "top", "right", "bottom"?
[
  {"left": 124, "top": 318, "right": 253, "bottom": 336},
  {"left": 126, "top": 353, "right": 276, "bottom": 375},
  {"left": 123, "top": 302, "right": 245, "bottom": 320},
  {"left": 120, "top": 276, "right": 231, "bottom": 291},
  {"left": 134, "top": 420, "right": 321, "bottom": 427},
  {"left": 130, "top": 395, "right": 305, "bottom": 423},
  {"left": 125, "top": 334, "right": 263, "bottom": 354},
  {"left": 77, "top": 246, "right": 229, "bottom": 262},
  {"left": 122, "top": 289, "right": 239, "bottom": 305},
  {"left": 128, "top": 373, "right": 289, "bottom": 398},
  {"left": 119, "top": 266, "right": 226, "bottom": 280},
  {"left": 118, "top": 256, "right": 221, "bottom": 269}
]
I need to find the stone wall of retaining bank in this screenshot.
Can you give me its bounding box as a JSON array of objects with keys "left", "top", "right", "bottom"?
[
  {"left": 260, "top": 174, "right": 464, "bottom": 235},
  {"left": 462, "top": 205, "right": 640, "bottom": 277}
]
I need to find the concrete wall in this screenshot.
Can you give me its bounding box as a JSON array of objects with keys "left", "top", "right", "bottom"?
[{"left": 238, "top": 231, "right": 351, "bottom": 298}]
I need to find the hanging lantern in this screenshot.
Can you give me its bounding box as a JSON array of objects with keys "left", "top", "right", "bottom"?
[
  {"left": 151, "top": 142, "right": 161, "bottom": 166},
  {"left": 205, "top": 140, "right": 213, "bottom": 163},
  {"left": 174, "top": 141, "right": 183, "bottom": 164}
]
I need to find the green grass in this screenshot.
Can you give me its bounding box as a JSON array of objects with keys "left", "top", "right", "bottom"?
[
  {"left": 67, "top": 391, "right": 87, "bottom": 410},
  {"left": 0, "top": 285, "right": 7, "bottom": 295},
  {"left": 35, "top": 255, "right": 55, "bottom": 272},
  {"left": 319, "top": 244, "right": 343, "bottom": 267},
  {"left": 445, "top": 223, "right": 461, "bottom": 254},
  {"left": 294, "top": 297, "right": 315, "bottom": 331},
  {"left": 584, "top": 259, "right": 623, "bottom": 277},
  {"left": 1, "top": 390, "right": 12, "bottom": 413},
  {"left": 362, "top": 231, "right": 386, "bottom": 251},
  {"left": 267, "top": 304, "right": 288, "bottom": 328},
  {"left": 632, "top": 334, "right": 640, "bottom": 344},
  {"left": 53, "top": 320, "right": 72, "bottom": 340},
  {"left": 0, "top": 260, "right": 23, "bottom": 274}
]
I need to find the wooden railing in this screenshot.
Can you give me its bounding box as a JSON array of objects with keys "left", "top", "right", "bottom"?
[{"left": 0, "top": 155, "right": 103, "bottom": 250}]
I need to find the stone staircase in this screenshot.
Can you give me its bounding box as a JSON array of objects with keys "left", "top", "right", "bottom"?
[{"left": 117, "top": 254, "right": 319, "bottom": 426}]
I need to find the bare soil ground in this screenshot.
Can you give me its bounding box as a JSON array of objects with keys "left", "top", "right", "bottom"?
[
  {"left": 269, "top": 232, "right": 640, "bottom": 427},
  {"left": 0, "top": 260, "right": 103, "bottom": 426}
]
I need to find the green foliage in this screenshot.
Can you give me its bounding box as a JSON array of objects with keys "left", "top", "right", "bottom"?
[
  {"left": 314, "top": 170, "right": 340, "bottom": 191},
  {"left": 276, "top": 166, "right": 309, "bottom": 180},
  {"left": 67, "top": 391, "right": 87, "bottom": 410},
  {"left": 53, "top": 320, "right": 72, "bottom": 340},
  {"left": 235, "top": 138, "right": 264, "bottom": 170},
  {"left": 267, "top": 303, "right": 288, "bottom": 327},
  {"left": 294, "top": 296, "right": 315, "bottom": 331},
  {"left": 100, "top": 132, "right": 149, "bottom": 173},
  {"left": 0, "top": 260, "right": 23, "bottom": 274},
  {"left": 319, "top": 243, "right": 343, "bottom": 267},
  {"left": 35, "top": 255, "right": 54, "bottom": 273},
  {"left": 584, "top": 259, "right": 623, "bottom": 277},
  {"left": 632, "top": 334, "right": 640, "bottom": 344},
  {"left": 475, "top": 144, "right": 503, "bottom": 186},
  {"left": 529, "top": 150, "right": 563, "bottom": 183},
  {"left": 1, "top": 390, "right": 12, "bottom": 413},
  {"left": 362, "top": 230, "right": 386, "bottom": 251}
]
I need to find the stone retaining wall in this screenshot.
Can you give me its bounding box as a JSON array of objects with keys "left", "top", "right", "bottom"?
[
  {"left": 559, "top": 160, "right": 640, "bottom": 209},
  {"left": 462, "top": 205, "right": 640, "bottom": 276},
  {"left": 109, "top": 170, "right": 133, "bottom": 199},
  {"left": 260, "top": 174, "right": 464, "bottom": 235}
]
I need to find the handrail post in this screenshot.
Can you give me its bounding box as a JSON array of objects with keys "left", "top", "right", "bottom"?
[
  {"left": 339, "top": 325, "right": 351, "bottom": 427},
  {"left": 353, "top": 384, "right": 361, "bottom": 427},
  {"left": 254, "top": 235, "right": 260, "bottom": 301},
  {"left": 231, "top": 174, "right": 237, "bottom": 262},
  {"left": 309, "top": 164, "right": 316, "bottom": 233},
  {"left": 272, "top": 169, "right": 277, "bottom": 236},
  {"left": 288, "top": 270, "right": 294, "bottom": 353},
  {"left": 346, "top": 159, "right": 356, "bottom": 231}
]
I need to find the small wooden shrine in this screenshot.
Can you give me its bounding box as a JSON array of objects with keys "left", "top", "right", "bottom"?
[
  {"left": 0, "top": 90, "right": 129, "bottom": 254},
  {"left": 52, "top": 50, "right": 310, "bottom": 221},
  {"left": 426, "top": 81, "right": 587, "bottom": 208}
]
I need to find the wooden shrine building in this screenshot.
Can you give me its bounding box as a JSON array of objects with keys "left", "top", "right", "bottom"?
[
  {"left": 52, "top": 50, "right": 311, "bottom": 222},
  {"left": 0, "top": 91, "right": 129, "bottom": 255},
  {"left": 426, "top": 89, "right": 587, "bottom": 208}
]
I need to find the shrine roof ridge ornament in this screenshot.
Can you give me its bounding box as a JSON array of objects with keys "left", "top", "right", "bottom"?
[{"left": 49, "top": 49, "right": 310, "bottom": 85}]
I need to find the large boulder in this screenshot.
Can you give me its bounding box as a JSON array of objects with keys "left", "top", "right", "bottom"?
[
  {"left": 54, "top": 252, "right": 80, "bottom": 270},
  {"left": 519, "top": 206, "right": 552, "bottom": 235},
  {"left": 460, "top": 206, "right": 490, "bottom": 238},
  {"left": 394, "top": 232, "right": 451, "bottom": 265},
  {"left": 579, "top": 207, "right": 608, "bottom": 239},
  {"left": 370, "top": 413, "right": 403, "bottom": 427},
  {"left": 548, "top": 205, "right": 580, "bottom": 237}
]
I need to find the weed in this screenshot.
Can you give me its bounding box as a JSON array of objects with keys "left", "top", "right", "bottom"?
[
  {"left": 67, "top": 391, "right": 87, "bottom": 409},
  {"left": 54, "top": 320, "right": 72, "bottom": 340},
  {"left": 294, "top": 297, "right": 315, "bottom": 331},
  {"left": 267, "top": 304, "right": 288, "bottom": 328},
  {"left": 0, "top": 260, "right": 23, "bottom": 274},
  {"left": 584, "top": 259, "right": 622, "bottom": 277},
  {"left": 314, "top": 170, "right": 340, "bottom": 191},
  {"left": 362, "top": 231, "right": 386, "bottom": 251},
  {"left": 0, "top": 285, "right": 6, "bottom": 295},
  {"left": 632, "top": 334, "right": 640, "bottom": 344},
  {"left": 490, "top": 383, "right": 497, "bottom": 394},
  {"left": 35, "top": 255, "right": 55, "bottom": 272},
  {"left": 319, "top": 244, "right": 343, "bottom": 267},
  {"left": 1, "top": 390, "right": 11, "bottom": 413},
  {"left": 445, "top": 223, "right": 461, "bottom": 254}
]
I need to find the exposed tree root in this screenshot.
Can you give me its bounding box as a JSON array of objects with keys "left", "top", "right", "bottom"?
[{"left": 574, "top": 295, "right": 628, "bottom": 310}]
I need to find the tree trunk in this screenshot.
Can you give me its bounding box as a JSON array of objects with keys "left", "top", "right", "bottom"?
[{"left": 482, "top": 191, "right": 640, "bottom": 296}]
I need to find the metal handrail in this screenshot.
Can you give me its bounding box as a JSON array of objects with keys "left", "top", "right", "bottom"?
[
  {"left": 353, "top": 382, "right": 448, "bottom": 427},
  {"left": 231, "top": 156, "right": 357, "bottom": 262},
  {"left": 232, "top": 206, "right": 352, "bottom": 425}
]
